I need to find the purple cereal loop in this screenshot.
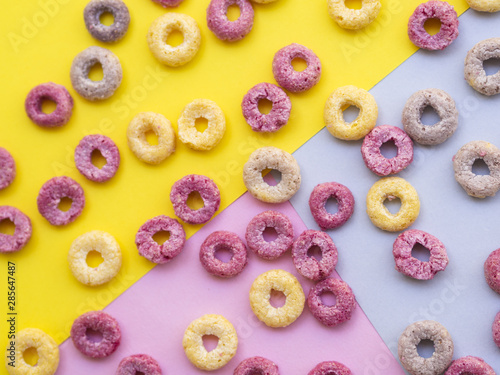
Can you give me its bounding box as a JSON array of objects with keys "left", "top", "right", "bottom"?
[
  {"left": 0, "top": 148, "right": 16, "bottom": 190},
  {"left": 444, "top": 356, "right": 495, "bottom": 375},
  {"left": 393, "top": 229, "right": 448, "bottom": 280},
  {"left": 135, "top": 215, "right": 186, "bottom": 264},
  {"left": 407, "top": 0, "right": 459, "bottom": 51},
  {"left": 242, "top": 82, "right": 291, "bottom": 133},
  {"left": 71, "top": 311, "right": 121, "bottom": 358},
  {"left": 308, "top": 182, "right": 354, "bottom": 230},
  {"left": 361, "top": 125, "right": 414, "bottom": 176},
  {"left": 308, "top": 361, "right": 352, "bottom": 375},
  {"left": 199, "top": 231, "right": 247, "bottom": 277},
  {"left": 0, "top": 206, "right": 32, "bottom": 253},
  {"left": 493, "top": 312, "right": 500, "bottom": 349},
  {"left": 484, "top": 248, "right": 500, "bottom": 294},
  {"left": 207, "top": 0, "right": 254, "bottom": 42},
  {"left": 152, "top": 0, "right": 183, "bottom": 7},
  {"left": 75, "top": 134, "right": 120, "bottom": 182},
  {"left": 37, "top": 176, "right": 85, "bottom": 226},
  {"left": 245, "top": 210, "right": 294, "bottom": 260},
  {"left": 272, "top": 43, "right": 322, "bottom": 93},
  {"left": 292, "top": 230, "right": 338, "bottom": 281},
  {"left": 84, "top": 0, "right": 130, "bottom": 43},
  {"left": 234, "top": 356, "right": 280, "bottom": 375},
  {"left": 307, "top": 278, "right": 356, "bottom": 328},
  {"left": 25, "top": 82, "right": 74, "bottom": 128},
  {"left": 116, "top": 354, "right": 162, "bottom": 375},
  {"left": 170, "top": 174, "right": 220, "bottom": 224}
]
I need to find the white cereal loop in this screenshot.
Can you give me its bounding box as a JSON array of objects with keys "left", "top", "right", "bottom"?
[{"left": 464, "top": 38, "right": 500, "bottom": 96}]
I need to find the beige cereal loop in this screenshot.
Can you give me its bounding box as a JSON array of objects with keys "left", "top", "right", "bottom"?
[
  {"left": 147, "top": 13, "right": 201, "bottom": 67},
  {"left": 6, "top": 328, "right": 59, "bottom": 375},
  {"left": 127, "top": 112, "right": 176, "bottom": 164},
  {"left": 327, "top": 0, "right": 381, "bottom": 30},
  {"left": 466, "top": 0, "right": 500, "bottom": 12},
  {"left": 324, "top": 85, "right": 378, "bottom": 141},
  {"left": 366, "top": 177, "right": 420, "bottom": 232},
  {"left": 249, "top": 269, "right": 305, "bottom": 328},
  {"left": 68, "top": 230, "right": 122, "bottom": 286},
  {"left": 243, "top": 147, "right": 301, "bottom": 203},
  {"left": 178, "top": 99, "right": 226, "bottom": 151},
  {"left": 182, "top": 314, "right": 238, "bottom": 371}
]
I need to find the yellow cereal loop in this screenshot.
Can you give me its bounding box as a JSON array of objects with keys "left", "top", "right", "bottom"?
[
  {"left": 182, "top": 314, "right": 238, "bottom": 371},
  {"left": 6, "top": 328, "right": 59, "bottom": 375},
  {"left": 127, "top": 112, "right": 176, "bottom": 165},
  {"left": 178, "top": 99, "right": 226, "bottom": 151},
  {"left": 324, "top": 85, "right": 378, "bottom": 141},
  {"left": 327, "top": 0, "right": 381, "bottom": 30},
  {"left": 68, "top": 230, "right": 122, "bottom": 286},
  {"left": 249, "top": 269, "right": 305, "bottom": 328},
  {"left": 366, "top": 177, "right": 420, "bottom": 232},
  {"left": 147, "top": 12, "right": 201, "bottom": 67},
  {"left": 466, "top": 0, "right": 500, "bottom": 12}
]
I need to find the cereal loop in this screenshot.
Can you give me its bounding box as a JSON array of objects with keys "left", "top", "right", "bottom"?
[
  {"left": 183, "top": 314, "right": 238, "bottom": 371},
  {"left": 0, "top": 148, "right": 15, "bottom": 190},
  {"left": 493, "top": 312, "right": 500, "bottom": 349},
  {"left": 153, "top": 0, "right": 183, "bottom": 7},
  {"left": 308, "top": 361, "right": 352, "bottom": 375},
  {"left": 327, "top": 0, "right": 381, "bottom": 30},
  {"left": 116, "top": 354, "right": 162, "bottom": 375},
  {"left": 68, "top": 230, "right": 122, "bottom": 286},
  {"left": 199, "top": 231, "right": 248, "bottom": 278},
  {"left": 324, "top": 85, "right": 378, "bottom": 141},
  {"left": 249, "top": 269, "right": 305, "bottom": 328},
  {"left": 309, "top": 182, "right": 355, "bottom": 230},
  {"left": 207, "top": 0, "right": 254, "bottom": 42},
  {"left": 83, "top": 0, "right": 130, "bottom": 43},
  {"left": 445, "top": 356, "right": 495, "bottom": 375},
  {"left": 75, "top": 134, "right": 120, "bottom": 182},
  {"left": 366, "top": 177, "right": 420, "bottom": 232},
  {"left": 484, "top": 248, "right": 500, "bottom": 294},
  {"left": 25, "top": 82, "right": 74, "bottom": 128},
  {"left": 234, "top": 356, "right": 280, "bottom": 375},
  {"left": 466, "top": 0, "right": 500, "bottom": 12},
  {"left": 0, "top": 206, "right": 32, "bottom": 253},
  {"left": 147, "top": 13, "right": 201, "bottom": 67},
  {"left": 465, "top": 38, "right": 500, "bottom": 96},
  {"left": 6, "top": 328, "right": 59, "bottom": 375},
  {"left": 127, "top": 112, "right": 176, "bottom": 165},
  {"left": 178, "top": 99, "right": 226, "bottom": 151}
]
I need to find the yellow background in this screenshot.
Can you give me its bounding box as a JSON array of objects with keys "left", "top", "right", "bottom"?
[{"left": 0, "top": 0, "right": 467, "bottom": 354}]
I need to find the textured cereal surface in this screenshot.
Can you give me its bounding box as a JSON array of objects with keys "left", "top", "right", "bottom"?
[
  {"left": 292, "top": 230, "right": 337, "bottom": 281},
  {"left": 484, "top": 248, "right": 500, "bottom": 294},
  {"left": 75, "top": 134, "right": 120, "bottom": 182},
  {"left": 233, "top": 356, "right": 280, "bottom": 375},
  {"left": 24, "top": 82, "right": 74, "bottom": 127},
  {"left": 308, "top": 360, "right": 352, "bottom": 375},
  {"left": 116, "top": 354, "right": 162, "bottom": 375},
  {"left": 199, "top": 230, "right": 248, "bottom": 277},
  {"left": 464, "top": 38, "right": 500, "bottom": 96},
  {"left": 309, "top": 182, "right": 355, "bottom": 230},
  {"left": 466, "top": 0, "right": 500, "bottom": 12},
  {"left": 327, "top": 0, "right": 381, "bottom": 30},
  {"left": 0, "top": 206, "right": 32, "bottom": 253},
  {"left": 83, "top": 0, "right": 130, "bottom": 43},
  {"left": 207, "top": 0, "right": 254, "bottom": 42},
  {"left": 0, "top": 147, "right": 15, "bottom": 190},
  {"left": 444, "top": 355, "right": 495, "bottom": 375}
]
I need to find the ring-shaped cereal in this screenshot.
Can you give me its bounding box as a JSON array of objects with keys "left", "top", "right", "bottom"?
[
  {"left": 83, "top": 0, "right": 130, "bottom": 43},
  {"left": 484, "top": 248, "right": 500, "bottom": 294},
  {"left": 453, "top": 141, "right": 500, "bottom": 198},
  {"left": 324, "top": 85, "right": 378, "bottom": 141},
  {"left": 366, "top": 177, "right": 420, "bottom": 232},
  {"left": 242, "top": 82, "right": 291, "bottom": 133},
  {"left": 0, "top": 206, "right": 32, "bottom": 253},
  {"left": 6, "top": 328, "right": 59, "bottom": 375},
  {"left": 116, "top": 354, "right": 162, "bottom": 375},
  {"left": 292, "top": 230, "right": 338, "bottom": 281},
  {"left": 308, "top": 361, "right": 352, "bottom": 375},
  {"left": 249, "top": 269, "right": 305, "bottom": 328},
  {"left": 178, "top": 99, "right": 226, "bottom": 151},
  {"left": 245, "top": 210, "right": 294, "bottom": 260},
  {"left": 170, "top": 174, "right": 221, "bottom": 224},
  {"left": 234, "top": 356, "right": 280, "bottom": 375},
  {"left": 25, "top": 82, "right": 74, "bottom": 128},
  {"left": 70, "top": 46, "right": 122, "bottom": 101},
  {"left": 68, "top": 230, "right": 122, "bottom": 286},
  {"left": 127, "top": 112, "right": 176, "bottom": 165},
  {"left": 71, "top": 311, "right": 121, "bottom": 358},
  {"left": 327, "top": 0, "right": 381, "bottom": 30},
  {"left": 0, "top": 148, "right": 15, "bottom": 190},
  {"left": 445, "top": 356, "right": 495, "bottom": 375},
  {"left": 37, "top": 176, "right": 85, "bottom": 226},
  {"left": 466, "top": 0, "right": 500, "bottom": 12},
  {"left": 135, "top": 215, "right": 186, "bottom": 264},
  {"left": 309, "top": 182, "right": 355, "bottom": 230},
  {"left": 75, "top": 134, "right": 120, "bottom": 182},
  {"left": 361, "top": 125, "right": 414, "bottom": 176},
  {"left": 153, "top": 0, "right": 184, "bottom": 7},
  {"left": 207, "top": 0, "right": 254, "bottom": 42},
  {"left": 182, "top": 314, "right": 238, "bottom": 371},
  {"left": 465, "top": 38, "right": 500, "bottom": 96},
  {"left": 307, "top": 278, "right": 356, "bottom": 327},
  {"left": 272, "top": 43, "right": 321, "bottom": 93},
  {"left": 147, "top": 13, "right": 201, "bottom": 67},
  {"left": 398, "top": 320, "right": 454, "bottom": 375},
  {"left": 393, "top": 229, "right": 448, "bottom": 280},
  {"left": 407, "top": 1, "right": 459, "bottom": 51},
  {"left": 402, "top": 88, "right": 459, "bottom": 145},
  {"left": 243, "top": 147, "right": 301, "bottom": 203},
  {"left": 199, "top": 231, "right": 248, "bottom": 277},
  {"left": 493, "top": 312, "right": 500, "bottom": 348}
]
